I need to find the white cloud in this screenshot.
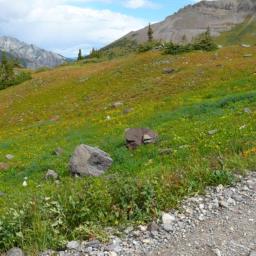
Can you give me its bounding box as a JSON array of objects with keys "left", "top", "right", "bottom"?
[
  {"left": 0, "top": 0, "right": 147, "bottom": 57},
  {"left": 124, "top": 0, "right": 159, "bottom": 9}
]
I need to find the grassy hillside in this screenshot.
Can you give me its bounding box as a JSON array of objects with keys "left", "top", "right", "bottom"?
[
  {"left": 0, "top": 45, "right": 256, "bottom": 254},
  {"left": 216, "top": 16, "right": 256, "bottom": 46}
]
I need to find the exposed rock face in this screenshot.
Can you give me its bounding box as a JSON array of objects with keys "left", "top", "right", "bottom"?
[
  {"left": 121, "top": 0, "right": 256, "bottom": 44},
  {"left": 69, "top": 145, "right": 113, "bottom": 177},
  {"left": 0, "top": 36, "right": 65, "bottom": 69}
]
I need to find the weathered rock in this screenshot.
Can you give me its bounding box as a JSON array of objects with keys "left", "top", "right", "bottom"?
[
  {"left": 244, "top": 54, "right": 253, "bottom": 58},
  {"left": 53, "top": 147, "right": 64, "bottom": 156},
  {"left": 249, "top": 251, "right": 256, "bottom": 256},
  {"left": 244, "top": 107, "right": 252, "bottom": 114},
  {"left": 147, "top": 221, "right": 159, "bottom": 232},
  {"left": 162, "top": 213, "right": 176, "bottom": 231},
  {"left": 125, "top": 128, "right": 158, "bottom": 149},
  {"left": 0, "top": 162, "right": 9, "bottom": 171},
  {"left": 6, "top": 154, "right": 14, "bottom": 160},
  {"left": 163, "top": 68, "right": 175, "bottom": 74},
  {"left": 111, "top": 101, "right": 123, "bottom": 108},
  {"left": 69, "top": 145, "right": 113, "bottom": 177},
  {"left": 66, "top": 240, "right": 80, "bottom": 250},
  {"left": 241, "top": 44, "right": 251, "bottom": 48},
  {"left": 45, "top": 169, "right": 59, "bottom": 180},
  {"left": 123, "top": 108, "right": 134, "bottom": 114},
  {"left": 6, "top": 247, "right": 25, "bottom": 256},
  {"left": 208, "top": 129, "right": 218, "bottom": 135}
]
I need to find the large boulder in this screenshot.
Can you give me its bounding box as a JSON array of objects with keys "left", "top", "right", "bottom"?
[
  {"left": 69, "top": 145, "right": 113, "bottom": 177},
  {"left": 125, "top": 128, "right": 158, "bottom": 149}
]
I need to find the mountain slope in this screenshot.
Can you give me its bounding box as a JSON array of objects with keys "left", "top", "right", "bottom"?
[
  {"left": 1, "top": 45, "right": 256, "bottom": 253},
  {"left": 120, "top": 0, "right": 256, "bottom": 44},
  {"left": 216, "top": 15, "right": 256, "bottom": 45},
  {"left": 0, "top": 36, "right": 66, "bottom": 69}
]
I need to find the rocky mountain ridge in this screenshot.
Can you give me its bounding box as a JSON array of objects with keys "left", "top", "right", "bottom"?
[
  {"left": 122, "top": 0, "right": 256, "bottom": 44},
  {"left": 0, "top": 36, "right": 65, "bottom": 69}
]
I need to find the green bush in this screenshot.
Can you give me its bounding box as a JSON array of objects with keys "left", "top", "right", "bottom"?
[{"left": 137, "top": 41, "right": 162, "bottom": 53}]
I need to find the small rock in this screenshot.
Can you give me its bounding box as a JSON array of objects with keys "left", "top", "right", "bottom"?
[
  {"left": 163, "top": 68, "right": 175, "bottom": 74},
  {"left": 244, "top": 54, "right": 253, "bottom": 58},
  {"left": 244, "top": 108, "right": 252, "bottom": 114},
  {"left": 53, "top": 147, "right": 64, "bottom": 156},
  {"left": 241, "top": 44, "right": 251, "bottom": 48},
  {"left": 81, "top": 240, "right": 100, "bottom": 249},
  {"left": 212, "top": 248, "right": 222, "bottom": 256},
  {"left": 45, "top": 169, "right": 59, "bottom": 180},
  {"left": 162, "top": 213, "right": 176, "bottom": 224},
  {"left": 0, "top": 191, "right": 5, "bottom": 197},
  {"left": 66, "top": 240, "right": 80, "bottom": 250},
  {"left": 111, "top": 101, "right": 123, "bottom": 108},
  {"left": 123, "top": 108, "right": 134, "bottom": 114},
  {"left": 6, "top": 154, "right": 14, "bottom": 160},
  {"left": 147, "top": 221, "right": 159, "bottom": 232},
  {"left": 0, "top": 162, "right": 9, "bottom": 171},
  {"left": 6, "top": 248, "right": 25, "bottom": 256},
  {"left": 138, "top": 225, "right": 147, "bottom": 232},
  {"left": 249, "top": 251, "right": 256, "bottom": 256},
  {"left": 219, "top": 200, "right": 229, "bottom": 208},
  {"left": 162, "top": 213, "right": 176, "bottom": 231},
  {"left": 124, "top": 226, "right": 134, "bottom": 234},
  {"left": 108, "top": 252, "right": 118, "bottom": 256},
  {"left": 208, "top": 129, "right": 218, "bottom": 136}
]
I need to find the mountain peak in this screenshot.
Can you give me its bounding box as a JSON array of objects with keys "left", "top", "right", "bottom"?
[
  {"left": 0, "top": 36, "right": 65, "bottom": 69},
  {"left": 121, "top": 0, "right": 256, "bottom": 44}
]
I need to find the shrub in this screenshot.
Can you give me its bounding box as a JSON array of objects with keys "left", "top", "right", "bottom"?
[{"left": 137, "top": 41, "right": 162, "bottom": 53}]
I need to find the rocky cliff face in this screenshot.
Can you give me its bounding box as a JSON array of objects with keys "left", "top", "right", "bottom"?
[
  {"left": 123, "top": 0, "right": 256, "bottom": 44},
  {"left": 0, "top": 36, "right": 65, "bottom": 69}
]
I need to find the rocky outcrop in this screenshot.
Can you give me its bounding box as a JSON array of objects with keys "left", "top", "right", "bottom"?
[
  {"left": 121, "top": 0, "right": 256, "bottom": 44},
  {"left": 69, "top": 145, "right": 113, "bottom": 177},
  {"left": 0, "top": 36, "right": 65, "bottom": 69}
]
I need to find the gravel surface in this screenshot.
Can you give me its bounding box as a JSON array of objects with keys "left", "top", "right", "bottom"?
[{"left": 39, "top": 172, "right": 256, "bottom": 256}]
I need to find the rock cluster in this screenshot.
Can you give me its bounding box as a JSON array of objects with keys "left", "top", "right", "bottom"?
[{"left": 39, "top": 172, "right": 256, "bottom": 256}]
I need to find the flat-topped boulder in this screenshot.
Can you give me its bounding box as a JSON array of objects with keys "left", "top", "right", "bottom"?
[{"left": 125, "top": 128, "right": 158, "bottom": 149}]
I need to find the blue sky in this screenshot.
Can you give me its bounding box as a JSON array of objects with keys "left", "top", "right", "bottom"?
[{"left": 0, "top": 0, "right": 198, "bottom": 57}]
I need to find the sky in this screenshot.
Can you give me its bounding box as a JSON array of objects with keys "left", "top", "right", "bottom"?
[{"left": 0, "top": 0, "right": 201, "bottom": 57}]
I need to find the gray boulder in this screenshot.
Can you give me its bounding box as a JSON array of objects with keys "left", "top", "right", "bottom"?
[
  {"left": 69, "top": 145, "right": 113, "bottom": 177},
  {"left": 6, "top": 248, "right": 25, "bottom": 256},
  {"left": 125, "top": 128, "right": 158, "bottom": 149}
]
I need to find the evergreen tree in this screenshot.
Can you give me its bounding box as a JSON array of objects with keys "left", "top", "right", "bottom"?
[
  {"left": 193, "top": 27, "right": 217, "bottom": 51},
  {"left": 147, "top": 23, "right": 154, "bottom": 42},
  {"left": 0, "top": 51, "right": 14, "bottom": 88},
  {"left": 77, "top": 49, "right": 83, "bottom": 61}
]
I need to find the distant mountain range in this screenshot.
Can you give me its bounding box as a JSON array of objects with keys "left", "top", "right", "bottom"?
[
  {"left": 116, "top": 0, "right": 256, "bottom": 45},
  {"left": 0, "top": 36, "right": 66, "bottom": 69}
]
